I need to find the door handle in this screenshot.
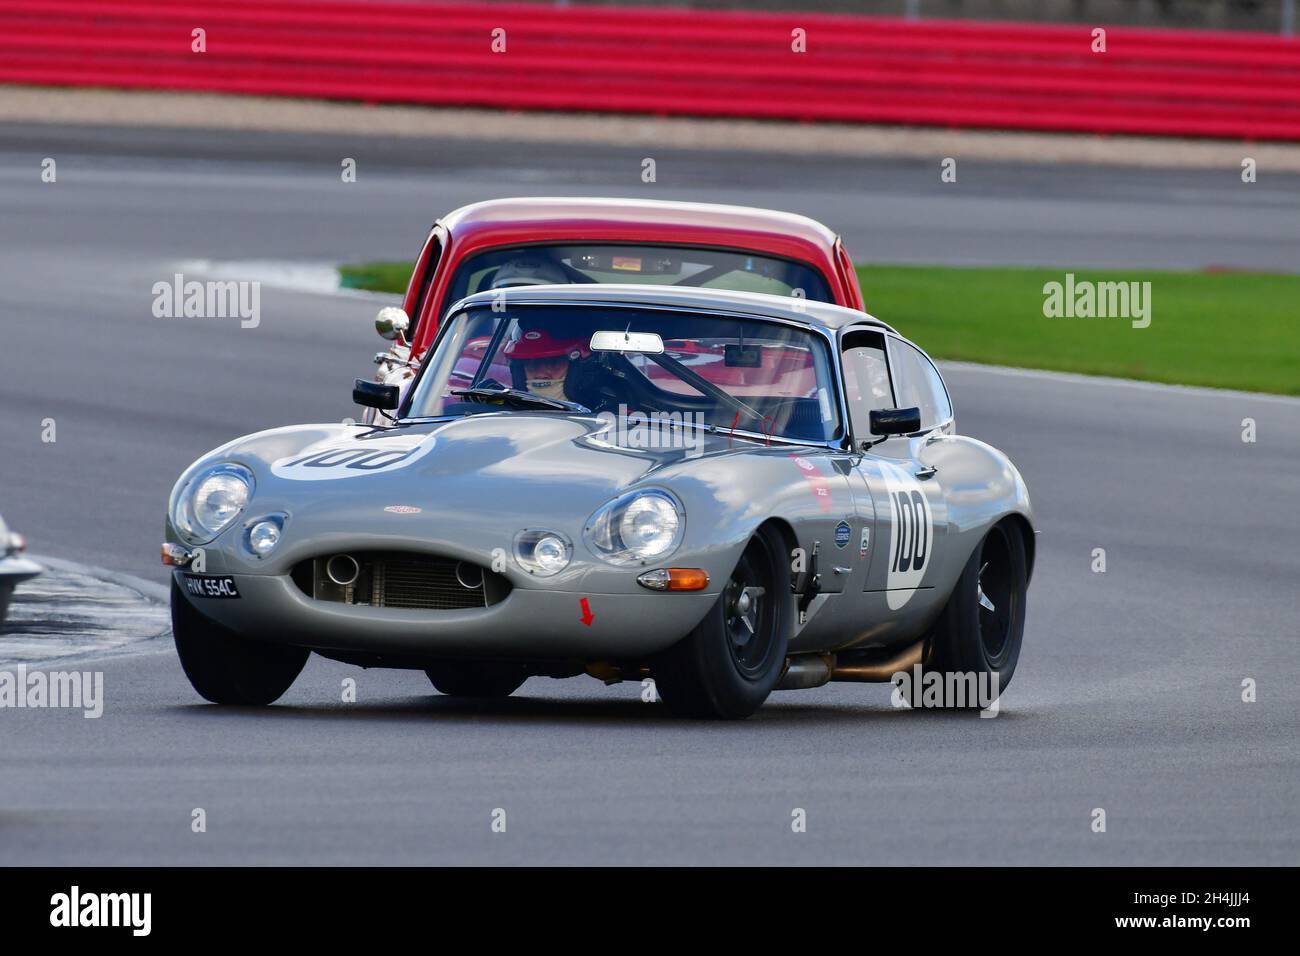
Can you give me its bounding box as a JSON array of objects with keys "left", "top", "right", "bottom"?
[{"left": 915, "top": 464, "right": 938, "bottom": 479}]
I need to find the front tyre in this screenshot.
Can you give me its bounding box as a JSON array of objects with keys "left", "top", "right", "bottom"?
[
  {"left": 922, "top": 520, "right": 1028, "bottom": 707},
  {"left": 653, "top": 525, "right": 790, "bottom": 719},
  {"left": 425, "top": 663, "right": 528, "bottom": 698},
  {"left": 171, "top": 581, "right": 309, "bottom": 705}
]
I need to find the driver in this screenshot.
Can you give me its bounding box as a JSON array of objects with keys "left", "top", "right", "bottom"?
[
  {"left": 502, "top": 328, "right": 588, "bottom": 402},
  {"left": 490, "top": 256, "right": 570, "bottom": 289}
]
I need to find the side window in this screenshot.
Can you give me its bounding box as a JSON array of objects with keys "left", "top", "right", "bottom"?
[
  {"left": 888, "top": 338, "right": 952, "bottom": 431},
  {"left": 404, "top": 233, "right": 442, "bottom": 338},
  {"left": 840, "top": 329, "right": 894, "bottom": 440}
]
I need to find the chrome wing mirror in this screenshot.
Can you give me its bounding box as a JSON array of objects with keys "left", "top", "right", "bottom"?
[{"left": 375, "top": 306, "right": 410, "bottom": 342}]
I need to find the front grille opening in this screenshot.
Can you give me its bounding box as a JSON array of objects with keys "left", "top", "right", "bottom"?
[{"left": 294, "top": 551, "right": 509, "bottom": 610}]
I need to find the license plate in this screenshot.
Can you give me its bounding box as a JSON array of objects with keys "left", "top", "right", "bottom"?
[{"left": 182, "top": 573, "right": 241, "bottom": 599}]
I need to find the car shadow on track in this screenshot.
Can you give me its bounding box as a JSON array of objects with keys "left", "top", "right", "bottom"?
[{"left": 166, "top": 693, "right": 1025, "bottom": 727}]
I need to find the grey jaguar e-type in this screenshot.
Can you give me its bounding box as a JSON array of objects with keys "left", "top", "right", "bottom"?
[{"left": 164, "top": 285, "right": 1033, "bottom": 718}]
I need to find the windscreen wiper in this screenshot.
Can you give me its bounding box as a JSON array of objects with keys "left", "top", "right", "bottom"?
[{"left": 452, "top": 385, "right": 590, "bottom": 414}]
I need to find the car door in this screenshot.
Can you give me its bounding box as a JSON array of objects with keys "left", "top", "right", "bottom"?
[{"left": 836, "top": 327, "right": 954, "bottom": 647}]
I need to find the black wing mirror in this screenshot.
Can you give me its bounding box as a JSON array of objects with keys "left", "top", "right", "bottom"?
[
  {"left": 353, "top": 379, "right": 399, "bottom": 411},
  {"left": 869, "top": 406, "right": 921, "bottom": 437}
]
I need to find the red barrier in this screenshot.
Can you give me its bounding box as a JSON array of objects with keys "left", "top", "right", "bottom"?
[{"left": 1, "top": 0, "right": 1298, "bottom": 140}]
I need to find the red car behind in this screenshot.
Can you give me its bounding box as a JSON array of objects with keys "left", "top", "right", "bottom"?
[{"left": 368, "top": 197, "right": 864, "bottom": 407}]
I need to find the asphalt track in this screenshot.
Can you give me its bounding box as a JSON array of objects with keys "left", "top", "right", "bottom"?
[{"left": 0, "top": 125, "right": 1297, "bottom": 865}]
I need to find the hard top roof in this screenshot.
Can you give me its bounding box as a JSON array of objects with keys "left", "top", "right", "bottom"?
[
  {"left": 438, "top": 197, "right": 841, "bottom": 251},
  {"left": 450, "top": 283, "right": 894, "bottom": 334}
]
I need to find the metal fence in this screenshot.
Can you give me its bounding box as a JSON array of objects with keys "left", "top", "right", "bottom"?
[{"left": 2, "top": 0, "right": 1298, "bottom": 138}]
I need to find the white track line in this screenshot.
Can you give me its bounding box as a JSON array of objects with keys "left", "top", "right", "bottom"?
[
  {"left": 32, "top": 554, "right": 170, "bottom": 604},
  {"left": 940, "top": 361, "right": 1300, "bottom": 406},
  {"left": 174, "top": 258, "right": 401, "bottom": 303},
  {"left": 3, "top": 555, "right": 172, "bottom": 666}
]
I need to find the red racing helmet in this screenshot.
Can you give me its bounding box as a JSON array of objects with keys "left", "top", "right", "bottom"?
[{"left": 503, "top": 328, "right": 588, "bottom": 361}]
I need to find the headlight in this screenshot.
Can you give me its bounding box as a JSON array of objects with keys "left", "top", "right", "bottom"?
[
  {"left": 246, "top": 517, "right": 283, "bottom": 557},
  {"left": 584, "top": 489, "right": 684, "bottom": 565},
  {"left": 172, "top": 463, "right": 254, "bottom": 544},
  {"left": 514, "top": 529, "right": 572, "bottom": 576}
]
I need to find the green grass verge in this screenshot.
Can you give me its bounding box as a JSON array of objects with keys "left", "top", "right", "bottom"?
[
  {"left": 339, "top": 262, "right": 1300, "bottom": 396},
  {"left": 857, "top": 266, "right": 1298, "bottom": 396},
  {"left": 339, "top": 261, "right": 413, "bottom": 295}
]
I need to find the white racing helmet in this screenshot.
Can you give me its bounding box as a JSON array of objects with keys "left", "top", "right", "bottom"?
[{"left": 489, "top": 256, "right": 570, "bottom": 289}]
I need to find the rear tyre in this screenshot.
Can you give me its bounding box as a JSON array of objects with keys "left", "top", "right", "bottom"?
[
  {"left": 425, "top": 663, "right": 528, "bottom": 698},
  {"left": 653, "top": 525, "right": 790, "bottom": 719},
  {"left": 171, "top": 581, "right": 309, "bottom": 705},
  {"left": 921, "top": 520, "right": 1027, "bottom": 707}
]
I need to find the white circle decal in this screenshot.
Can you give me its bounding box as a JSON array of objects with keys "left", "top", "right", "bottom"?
[
  {"left": 271, "top": 435, "right": 436, "bottom": 481},
  {"left": 879, "top": 461, "right": 933, "bottom": 609}
]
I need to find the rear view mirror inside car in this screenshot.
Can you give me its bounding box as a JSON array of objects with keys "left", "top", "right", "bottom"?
[
  {"left": 590, "top": 330, "right": 665, "bottom": 354},
  {"left": 724, "top": 344, "right": 762, "bottom": 367}
]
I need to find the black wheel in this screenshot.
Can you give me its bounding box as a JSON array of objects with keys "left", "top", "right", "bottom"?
[
  {"left": 922, "top": 521, "right": 1028, "bottom": 707},
  {"left": 170, "top": 581, "right": 309, "bottom": 705},
  {"left": 653, "top": 524, "right": 790, "bottom": 719},
  {"left": 425, "top": 662, "right": 528, "bottom": 698}
]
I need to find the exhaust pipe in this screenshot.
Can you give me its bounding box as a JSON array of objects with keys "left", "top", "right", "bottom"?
[
  {"left": 830, "top": 640, "right": 924, "bottom": 683},
  {"left": 776, "top": 653, "right": 835, "bottom": 690},
  {"left": 776, "top": 641, "right": 926, "bottom": 690},
  {"left": 325, "top": 554, "right": 360, "bottom": 587}
]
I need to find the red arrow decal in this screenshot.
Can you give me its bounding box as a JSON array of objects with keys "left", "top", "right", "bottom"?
[{"left": 580, "top": 597, "right": 594, "bottom": 626}]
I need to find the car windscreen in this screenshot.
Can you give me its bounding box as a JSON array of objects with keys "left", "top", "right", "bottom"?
[
  {"left": 442, "top": 244, "right": 833, "bottom": 312},
  {"left": 406, "top": 305, "right": 842, "bottom": 443}
]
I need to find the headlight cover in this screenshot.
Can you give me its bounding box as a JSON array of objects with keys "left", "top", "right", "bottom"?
[
  {"left": 246, "top": 515, "right": 285, "bottom": 558},
  {"left": 584, "top": 489, "right": 684, "bottom": 566},
  {"left": 514, "top": 529, "right": 572, "bottom": 576},
  {"left": 172, "top": 463, "right": 254, "bottom": 544}
]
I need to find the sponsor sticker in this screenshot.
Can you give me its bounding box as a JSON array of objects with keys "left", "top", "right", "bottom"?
[
  {"left": 834, "top": 520, "right": 852, "bottom": 548},
  {"left": 789, "top": 454, "right": 833, "bottom": 513}
]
